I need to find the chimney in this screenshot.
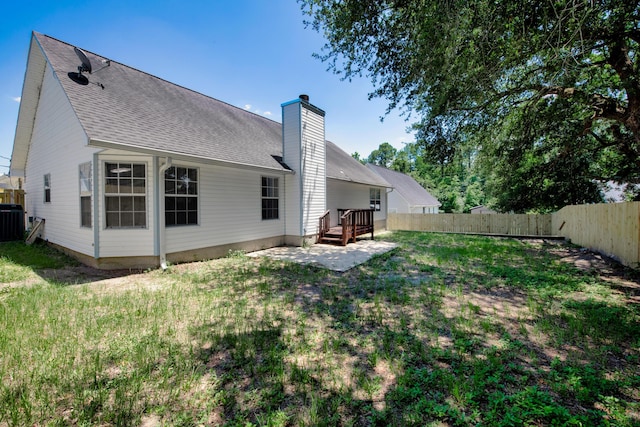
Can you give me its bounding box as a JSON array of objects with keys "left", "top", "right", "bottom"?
[{"left": 281, "top": 95, "right": 326, "bottom": 244}]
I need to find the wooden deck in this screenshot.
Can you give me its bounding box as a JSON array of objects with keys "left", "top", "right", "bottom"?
[{"left": 317, "top": 209, "right": 374, "bottom": 246}]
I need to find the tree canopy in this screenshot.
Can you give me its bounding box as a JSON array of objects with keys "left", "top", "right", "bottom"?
[
  {"left": 366, "top": 142, "right": 397, "bottom": 167},
  {"left": 301, "top": 0, "right": 640, "bottom": 212}
]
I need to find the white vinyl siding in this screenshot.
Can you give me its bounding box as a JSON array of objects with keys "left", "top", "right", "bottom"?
[
  {"left": 165, "top": 162, "right": 284, "bottom": 254},
  {"left": 327, "top": 179, "right": 386, "bottom": 227},
  {"left": 23, "top": 62, "right": 98, "bottom": 257},
  {"left": 97, "top": 154, "right": 154, "bottom": 258},
  {"left": 282, "top": 102, "right": 302, "bottom": 236},
  {"left": 300, "top": 105, "right": 326, "bottom": 235},
  {"left": 282, "top": 100, "right": 326, "bottom": 237},
  {"left": 387, "top": 190, "right": 439, "bottom": 214}
]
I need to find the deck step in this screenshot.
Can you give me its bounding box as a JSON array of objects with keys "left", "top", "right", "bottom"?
[{"left": 320, "top": 237, "right": 343, "bottom": 243}]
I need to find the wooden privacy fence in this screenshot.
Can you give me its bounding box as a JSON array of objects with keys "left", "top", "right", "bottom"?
[
  {"left": 387, "top": 201, "right": 640, "bottom": 268},
  {"left": 388, "top": 213, "right": 552, "bottom": 236},
  {"left": 552, "top": 202, "right": 640, "bottom": 269},
  {"left": 0, "top": 189, "right": 25, "bottom": 206}
]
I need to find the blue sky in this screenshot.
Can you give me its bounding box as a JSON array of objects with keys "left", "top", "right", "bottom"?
[{"left": 0, "top": 0, "right": 415, "bottom": 175}]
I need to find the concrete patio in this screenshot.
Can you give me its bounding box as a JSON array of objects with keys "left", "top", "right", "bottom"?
[{"left": 247, "top": 239, "right": 398, "bottom": 272}]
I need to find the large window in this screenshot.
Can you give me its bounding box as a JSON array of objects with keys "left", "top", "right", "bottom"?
[
  {"left": 104, "top": 162, "right": 146, "bottom": 228},
  {"left": 261, "top": 176, "right": 279, "bottom": 220},
  {"left": 79, "top": 162, "right": 92, "bottom": 228},
  {"left": 370, "top": 188, "right": 381, "bottom": 211},
  {"left": 165, "top": 166, "right": 198, "bottom": 226},
  {"left": 44, "top": 174, "right": 51, "bottom": 203}
]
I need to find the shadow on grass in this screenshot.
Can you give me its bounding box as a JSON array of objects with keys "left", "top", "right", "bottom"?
[
  {"left": 182, "top": 249, "right": 637, "bottom": 425},
  {"left": 3, "top": 231, "right": 639, "bottom": 425},
  {"left": 0, "top": 240, "right": 147, "bottom": 287},
  {"left": 190, "top": 324, "right": 379, "bottom": 426}
]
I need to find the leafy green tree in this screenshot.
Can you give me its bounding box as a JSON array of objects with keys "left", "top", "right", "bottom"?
[
  {"left": 391, "top": 149, "right": 411, "bottom": 173},
  {"left": 367, "top": 142, "right": 397, "bottom": 167},
  {"left": 351, "top": 151, "right": 364, "bottom": 163},
  {"left": 361, "top": 141, "right": 489, "bottom": 213},
  {"left": 301, "top": 0, "right": 640, "bottom": 211}
]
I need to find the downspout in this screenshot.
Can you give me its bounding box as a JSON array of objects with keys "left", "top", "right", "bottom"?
[
  {"left": 158, "top": 157, "right": 172, "bottom": 269},
  {"left": 93, "top": 152, "right": 100, "bottom": 259}
]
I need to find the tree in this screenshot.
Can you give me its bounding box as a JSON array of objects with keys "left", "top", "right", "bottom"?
[
  {"left": 367, "top": 142, "right": 397, "bottom": 167},
  {"left": 391, "top": 148, "right": 411, "bottom": 173},
  {"left": 301, "top": 0, "right": 640, "bottom": 211},
  {"left": 360, "top": 141, "right": 489, "bottom": 213}
]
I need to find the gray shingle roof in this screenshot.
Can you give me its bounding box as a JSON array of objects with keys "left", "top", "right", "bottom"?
[
  {"left": 326, "top": 141, "right": 390, "bottom": 187},
  {"left": 35, "top": 32, "right": 286, "bottom": 171},
  {"left": 367, "top": 164, "right": 440, "bottom": 207},
  {"left": 24, "top": 32, "right": 390, "bottom": 187}
]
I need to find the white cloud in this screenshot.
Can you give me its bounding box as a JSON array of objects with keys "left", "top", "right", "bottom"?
[
  {"left": 11, "top": 97, "right": 21, "bottom": 103},
  {"left": 243, "top": 104, "right": 271, "bottom": 117}
]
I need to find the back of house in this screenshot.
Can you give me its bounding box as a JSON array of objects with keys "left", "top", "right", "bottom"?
[{"left": 10, "top": 32, "right": 390, "bottom": 268}]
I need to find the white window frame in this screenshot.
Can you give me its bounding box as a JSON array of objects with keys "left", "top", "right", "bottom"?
[
  {"left": 370, "top": 188, "right": 381, "bottom": 211},
  {"left": 261, "top": 176, "right": 279, "bottom": 220},
  {"left": 104, "top": 162, "right": 147, "bottom": 229},
  {"left": 164, "top": 165, "right": 199, "bottom": 226},
  {"left": 44, "top": 174, "right": 51, "bottom": 203},
  {"left": 79, "top": 162, "right": 92, "bottom": 228}
]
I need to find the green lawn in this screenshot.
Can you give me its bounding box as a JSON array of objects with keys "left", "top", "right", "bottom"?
[{"left": 0, "top": 233, "right": 639, "bottom": 426}]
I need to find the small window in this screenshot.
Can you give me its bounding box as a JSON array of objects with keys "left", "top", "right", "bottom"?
[
  {"left": 104, "top": 162, "right": 146, "bottom": 228},
  {"left": 370, "top": 188, "right": 381, "bottom": 211},
  {"left": 44, "top": 174, "right": 51, "bottom": 203},
  {"left": 79, "top": 162, "right": 92, "bottom": 228},
  {"left": 165, "top": 166, "right": 198, "bottom": 226},
  {"left": 261, "top": 176, "right": 279, "bottom": 220}
]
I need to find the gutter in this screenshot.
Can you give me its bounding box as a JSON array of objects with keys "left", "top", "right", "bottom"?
[{"left": 158, "top": 157, "right": 172, "bottom": 269}]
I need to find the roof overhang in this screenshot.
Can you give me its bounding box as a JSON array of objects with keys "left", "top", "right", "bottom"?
[
  {"left": 10, "top": 34, "right": 48, "bottom": 177},
  {"left": 327, "top": 175, "right": 392, "bottom": 188},
  {"left": 89, "top": 138, "right": 295, "bottom": 175}
]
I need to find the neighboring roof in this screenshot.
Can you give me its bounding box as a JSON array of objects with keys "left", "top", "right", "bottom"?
[
  {"left": 470, "top": 205, "right": 497, "bottom": 214},
  {"left": 12, "top": 32, "right": 389, "bottom": 188},
  {"left": 326, "top": 141, "right": 390, "bottom": 187},
  {"left": 367, "top": 164, "right": 440, "bottom": 207},
  {"left": 15, "top": 32, "right": 286, "bottom": 172}
]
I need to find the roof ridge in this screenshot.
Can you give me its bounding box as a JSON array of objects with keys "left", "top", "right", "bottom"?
[{"left": 35, "top": 31, "right": 282, "bottom": 126}]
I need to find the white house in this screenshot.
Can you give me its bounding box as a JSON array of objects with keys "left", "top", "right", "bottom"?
[
  {"left": 10, "top": 32, "right": 390, "bottom": 269},
  {"left": 366, "top": 164, "right": 440, "bottom": 214}
]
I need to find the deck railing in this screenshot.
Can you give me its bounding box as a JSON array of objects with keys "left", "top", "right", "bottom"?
[
  {"left": 340, "top": 209, "right": 374, "bottom": 245},
  {"left": 318, "top": 208, "right": 374, "bottom": 245},
  {"left": 317, "top": 210, "right": 331, "bottom": 243}
]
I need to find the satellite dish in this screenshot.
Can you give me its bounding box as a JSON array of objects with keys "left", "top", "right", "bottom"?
[
  {"left": 74, "top": 47, "right": 92, "bottom": 74},
  {"left": 68, "top": 45, "right": 107, "bottom": 88},
  {"left": 67, "top": 71, "right": 89, "bottom": 85}
]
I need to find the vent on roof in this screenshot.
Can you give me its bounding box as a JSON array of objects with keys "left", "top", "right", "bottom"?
[{"left": 299, "top": 94, "right": 309, "bottom": 102}]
